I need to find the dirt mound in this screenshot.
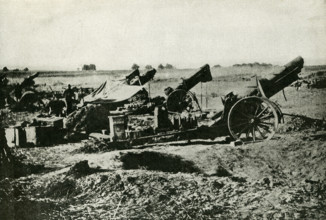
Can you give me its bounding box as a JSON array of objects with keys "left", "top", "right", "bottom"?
[
  {"left": 22, "top": 168, "right": 325, "bottom": 219},
  {"left": 66, "top": 160, "right": 91, "bottom": 178},
  {"left": 41, "top": 161, "right": 98, "bottom": 199},
  {"left": 42, "top": 177, "right": 81, "bottom": 199},
  {"left": 28, "top": 171, "right": 238, "bottom": 219},
  {"left": 194, "top": 133, "right": 326, "bottom": 184},
  {"left": 206, "top": 165, "right": 233, "bottom": 177},
  {"left": 0, "top": 177, "right": 62, "bottom": 220},
  {"left": 281, "top": 114, "right": 326, "bottom": 132},
  {"left": 120, "top": 151, "right": 201, "bottom": 173},
  {"left": 41, "top": 160, "right": 104, "bottom": 199}
]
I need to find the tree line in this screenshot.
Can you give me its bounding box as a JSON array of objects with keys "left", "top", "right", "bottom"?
[
  {"left": 2, "top": 67, "right": 29, "bottom": 72},
  {"left": 131, "top": 63, "right": 175, "bottom": 70}
]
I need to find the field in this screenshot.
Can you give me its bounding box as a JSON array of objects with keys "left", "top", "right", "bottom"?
[{"left": 1, "top": 65, "right": 326, "bottom": 219}]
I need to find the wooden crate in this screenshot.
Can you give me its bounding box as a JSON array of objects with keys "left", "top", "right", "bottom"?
[
  {"left": 25, "top": 126, "right": 64, "bottom": 146},
  {"left": 5, "top": 126, "right": 26, "bottom": 147},
  {"left": 35, "top": 117, "right": 64, "bottom": 128},
  {"left": 109, "top": 115, "right": 127, "bottom": 141}
]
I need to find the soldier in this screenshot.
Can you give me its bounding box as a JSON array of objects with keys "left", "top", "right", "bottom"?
[
  {"left": 48, "top": 95, "right": 65, "bottom": 116},
  {"left": 294, "top": 81, "right": 302, "bottom": 91},
  {"left": 63, "top": 84, "right": 75, "bottom": 115},
  {"left": 0, "top": 128, "right": 14, "bottom": 178},
  {"left": 0, "top": 74, "right": 8, "bottom": 108},
  {"left": 76, "top": 87, "right": 85, "bottom": 102}
]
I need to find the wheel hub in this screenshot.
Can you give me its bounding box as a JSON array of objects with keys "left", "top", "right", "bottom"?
[{"left": 249, "top": 118, "right": 256, "bottom": 124}]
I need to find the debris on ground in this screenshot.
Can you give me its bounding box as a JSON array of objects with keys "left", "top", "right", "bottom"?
[
  {"left": 3, "top": 165, "right": 325, "bottom": 219},
  {"left": 281, "top": 114, "right": 326, "bottom": 132}
]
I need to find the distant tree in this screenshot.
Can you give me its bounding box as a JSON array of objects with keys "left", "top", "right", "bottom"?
[
  {"left": 145, "top": 65, "right": 153, "bottom": 70},
  {"left": 2, "top": 67, "right": 8, "bottom": 72},
  {"left": 158, "top": 64, "right": 164, "bottom": 69},
  {"left": 23, "top": 67, "right": 29, "bottom": 71},
  {"left": 89, "top": 64, "right": 96, "bottom": 70},
  {"left": 131, "top": 63, "right": 139, "bottom": 70},
  {"left": 13, "top": 68, "right": 20, "bottom": 72},
  {"left": 82, "top": 65, "right": 89, "bottom": 71},
  {"left": 165, "top": 63, "right": 174, "bottom": 69},
  {"left": 213, "top": 64, "right": 221, "bottom": 68},
  {"left": 261, "top": 63, "right": 272, "bottom": 67},
  {"left": 82, "top": 64, "right": 96, "bottom": 71}
]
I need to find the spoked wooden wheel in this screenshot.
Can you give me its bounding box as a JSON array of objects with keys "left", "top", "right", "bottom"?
[
  {"left": 228, "top": 96, "right": 279, "bottom": 142},
  {"left": 166, "top": 89, "right": 200, "bottom": 113}
]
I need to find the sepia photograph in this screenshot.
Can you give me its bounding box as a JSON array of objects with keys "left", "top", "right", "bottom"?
[{"left": 1, "top": 0, "right": 326, "bottom": 219}]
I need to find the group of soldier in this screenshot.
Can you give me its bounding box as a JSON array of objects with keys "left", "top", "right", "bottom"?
[{"left": 48, "top": 84, "right": 85, "bottom": 117}]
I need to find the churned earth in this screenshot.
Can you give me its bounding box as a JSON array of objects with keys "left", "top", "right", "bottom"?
[{"left": 1, "top": 122, "right": 326, "bottom": 219}]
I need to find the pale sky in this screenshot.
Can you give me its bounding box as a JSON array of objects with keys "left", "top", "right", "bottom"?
[{"left": 0, "top": 0, "right": 325, "bottom": 70}]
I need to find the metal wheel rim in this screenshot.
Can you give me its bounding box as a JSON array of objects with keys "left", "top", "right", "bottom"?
[
  {"left": 228, "top": 96, "right": 279, "bottom": 142},
  {"left": 166, "top": 89, "right": 200, "bottom": 113}
]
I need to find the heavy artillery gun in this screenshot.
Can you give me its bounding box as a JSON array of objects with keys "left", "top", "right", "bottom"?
[
  {"left": 165, "top": 64, "right": 212, "bottom": 113},
  {"left": 249, "top": 56, "right": 303, "bottom": 98},
  {"left": 205, "top": 56, "right": 304, "bottom": 142},
  {"left": 125, "top": 68, "right": 156, "bottom": 86},
  {"left": 0, "top": 72, "right": 43, "bottom": 110}
]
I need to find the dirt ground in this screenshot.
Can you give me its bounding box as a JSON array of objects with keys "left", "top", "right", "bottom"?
[
  {"left": 1, "top": 67, "right": 326, "bottom": 219},
  {"left": 1, "top": 129, "right": 326, "bottom": 219}
]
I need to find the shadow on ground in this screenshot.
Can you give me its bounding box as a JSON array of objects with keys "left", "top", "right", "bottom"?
[{"left": 120, "top": 151, "right": 201, "bottom": 173}]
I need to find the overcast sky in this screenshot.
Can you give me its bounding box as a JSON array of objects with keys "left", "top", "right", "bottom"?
[{"left": 0, "top": 0, "right": 325, "bottom": 70}]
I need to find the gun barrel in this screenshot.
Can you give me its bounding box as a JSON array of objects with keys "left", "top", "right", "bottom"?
[
  {"left": 175, "top": 64, "right": 212, "bottom": 91},
  {"left": 126, "top": 69, "right": 140, "bottom": 85},
  {"left": 250, "top": 56, "right": 304, "bottom": 98},
  {"left": 139, "top": 68, "right": 156, "bottom": 85}
]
